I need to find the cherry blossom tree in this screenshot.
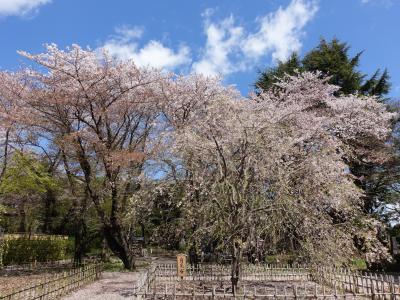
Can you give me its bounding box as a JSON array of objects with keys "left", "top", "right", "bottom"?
[
  {"left": 164, "top": 72, "right": 395, "bottom": 290},
  {"left": 0, "top": 45, "right": 167, "bottom": 269},
  {"left": 0, "top": 72, "right": 22, "bottom": 181}
]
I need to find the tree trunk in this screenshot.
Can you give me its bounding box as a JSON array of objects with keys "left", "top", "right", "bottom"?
[
  {"left": 73, "top": 217, "right": 87, "bottom": 266},
  {"left": 230, "top": 241, "right": 242, "bottom": 294},
  {"left": 189, "top": 244, "right": 199, "bottom": 268},
  {"left": 0, "top": 129, "right": 10, "bottom": 181},
  {"left": 120, "top": 250, "right": 136, "bottom": 270},
  {"left": 73, "top": 190, "right": 90, "bottom": 266},
  {"left": 73, "top": 145, "right": 137, "bottom": 270},
  {"left": 139, "top": 222, "right": 146, "bottom": 245},
  {"left": 43, "top": 189, "right": 57, "bottom": 234},
  {"left": 18, "top": 202, "right": 26, "bottom": 233},
  {"left": 101, "top": 237, "right": 110, "bottom": 262},
  {"left": 103, "top": 225, "right": 136, "bottom": 270}
]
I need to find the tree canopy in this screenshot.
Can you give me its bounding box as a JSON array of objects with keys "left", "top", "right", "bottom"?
[
  {"left": 0, "top": 44, "right": 397, "bottom": 278},
  {"left": 256, "top": 38, "right": 390, "bottom": 97}
]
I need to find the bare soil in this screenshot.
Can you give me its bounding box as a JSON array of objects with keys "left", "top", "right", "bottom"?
[
  {"left": 62, "top": 271, "right": 140, "bottom": 300},
  {"left": 152, "top": 279, "right": 334, "bottom": 296},
  {"left": 0, "top": 269, "right": 65, "bottom": 296}
]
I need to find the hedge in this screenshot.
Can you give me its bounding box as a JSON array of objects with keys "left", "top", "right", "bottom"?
[{"left": 0, "top": 235, "right": 73, "bottom": 266}]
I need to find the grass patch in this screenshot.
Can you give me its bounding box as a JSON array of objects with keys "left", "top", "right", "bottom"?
[
  {"left": 103, "top": 257, "right": 150, "bottom": 272},
  {"left": 351, "top": 258, "right": 367, "bottom": 270},
  {"left": 103, "top": 259, "right": 126, "bottom": 272}
]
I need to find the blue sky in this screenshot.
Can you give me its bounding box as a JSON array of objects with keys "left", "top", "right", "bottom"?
[{"left": 0, "top": 0, "right": 399, "bottom": 97}]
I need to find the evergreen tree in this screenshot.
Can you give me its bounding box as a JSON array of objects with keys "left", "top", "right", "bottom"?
[
  {"left": 302, "top": 38, "right": 364, "bottom": 95},
  {"left": 256, "top": 38, "right": 390, "bottom": 98},
  {"left": 256, "top": 53, "right": 302, "bottom": 92}
]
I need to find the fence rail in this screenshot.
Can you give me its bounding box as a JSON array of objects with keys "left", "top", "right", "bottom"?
[
  {"left": 0, "top": 263, "right": 102, "bottom": 300},
  {"left": 315, "top": 266, "right": 400, "bottom": 297},
  {"left": 155, "top": 264, "right": 311, "bottom": 282},
  {"left": 136, "top": 282, "right": 400, "bottom": 299},
  {"left": 3, "top": 234, "right": 69, "bottom": 240},
  {"left": 0, "top": 257, "right": 101, "bottom": 272},
  {"left": 1, "top": 259, "right": 73, "bottom": 272},
  {"left": 134, "top": 263, "right": 400, "bottom": 299}
]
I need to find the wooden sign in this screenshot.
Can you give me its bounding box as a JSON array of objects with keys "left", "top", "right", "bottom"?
[{"left": 176, "top": 254, "right": 187, "bottom": 278}]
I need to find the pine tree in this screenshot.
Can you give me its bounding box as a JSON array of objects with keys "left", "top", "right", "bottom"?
[
  {"left": 256, "top": 53, "right": 302, "bottom": 92},
  {"left": 256, "top": 38, "right": 391, "bottom": 98}
]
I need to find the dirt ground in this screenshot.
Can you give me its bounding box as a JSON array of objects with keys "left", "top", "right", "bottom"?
[
  {"left": 152, "top": 279, "right": 334, "bottom": 296},
  {"left": 62, "top": 256, "right": 173, "bottom": 300},
  {"left": 0, "top": 269, "right": 64, "bottom": 296},
  {"left": 62, "top": 271, "right": 140, "bottom": 300}
]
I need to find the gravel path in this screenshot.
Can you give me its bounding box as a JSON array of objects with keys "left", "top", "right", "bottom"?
[
  {"left": 62, "top": 271, "right": 140, "bottom": 300},
  {"left": 62, "top": 256, "right": 175, "bottom": 299}
]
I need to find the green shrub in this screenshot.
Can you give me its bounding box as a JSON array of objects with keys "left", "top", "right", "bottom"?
[
  {"left": 351, "top": 258, "right": 367, "bottom": 270},
  {"left": 1, "top": 236, "right": 73, "bottom": 265},
  {"left": 265, "top": 254, "right": 295, "bottom": 264}
]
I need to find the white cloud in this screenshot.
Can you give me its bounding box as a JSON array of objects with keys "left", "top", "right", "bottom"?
[
  {"left": 102, "top": 26, "right": 191, "bottom": 70},
  {"left": 243, "top": 0, "right": 318, "bottom": 62},
  {"left": 360, "top": 0, "right": 393, "bottom": 7},
  {"left": 192, "top": 16, "right": 245, "bottom": 76},
  {"left": 192, "top": 0, "right": 318, "bottom": 76},
  {"left": 0, "top": 0, "right": 51, "bottom": 17},
  {"left": 101, "top": 0, "right": 318, "bottom": 76},
  {"left": 113, "top": 25, "right": 144, "bottom": 41}
]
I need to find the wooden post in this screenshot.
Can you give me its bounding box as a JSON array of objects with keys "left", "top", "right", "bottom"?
[
  {"left": 314, "top": 282, "right": 317, "bottom": 298},
  {"left": 371, "top": 275, "right": 376, "bottom": 300},
  {"left": 334, "top": 281, "right": 338, "bottom": 297},
  {"left": 177, "top": 254, "right": 187, "bottom": 280},
  {"left": 389, "top": 279, "right": 395, "bottom": 300}
]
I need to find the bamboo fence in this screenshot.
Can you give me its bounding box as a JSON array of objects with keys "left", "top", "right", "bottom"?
[
  {"left": 1, "top": 257, "right": 100, "bottom": 272},
  {"left": 0, "top": 263, "right": 102, "bottom": 300},
  {"left": 133, "top": 263, "right": 400, "bottom": 299}
]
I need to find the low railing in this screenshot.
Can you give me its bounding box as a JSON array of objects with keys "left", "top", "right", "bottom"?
[
  {"left": 1, "top": 259, "right": 73, "bottom": 272},
  {"left": 155, "top": 263, "right": 312, "bottom": 282},
  {"left": 135, "top": 281, "right": 400, "bottom": 299},
  {"left": 314, "top": 266, "right": 400, "bottom": 298},
  {"left": 3, "top": 233, "right": 69, "bottom": 240},
  {"left": 134, "top": 264, "right": 157, "bottom": 294},
  {"left": 0, "top": 257, "right": 100, "bottom": 272},
  {"left": 0, "top": 263, "right": 102, "bottom": 300},
  {"left": 134, "top": 263, "right": 400, "bottom": 299}
]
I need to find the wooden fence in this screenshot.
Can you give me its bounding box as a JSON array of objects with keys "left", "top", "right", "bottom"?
[
  {"left": 1, "top": 257, "right": 100, "bottom": 272},
  {"left": 314, "top": 266, "right": 400, "bottom": 298},
  {"left": 134, "top": 282, "right": 400, "bottom": 299},
  {"left": 3, "top": 234, "right": 69, "bottom": 241},
  {"left": 133, "top": 263, "right": 400, "bottom": 299},
  {"left": 1, "top": 259, "right": 73, "bottom": 272},
  {"left": 0, "top": 263, "right": 102, "bottom": 300},
  {"left": 154, "top": 264, "right": 311, "bottom": 282}
]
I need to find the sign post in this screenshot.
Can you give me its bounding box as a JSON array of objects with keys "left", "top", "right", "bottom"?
[{"left": 176, "top": 253, "right": 187, "bottom": 279}]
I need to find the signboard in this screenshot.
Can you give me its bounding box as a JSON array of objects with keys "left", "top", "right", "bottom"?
[{"left": 176, "top": 254, "right": 187, "bottom": 278}]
